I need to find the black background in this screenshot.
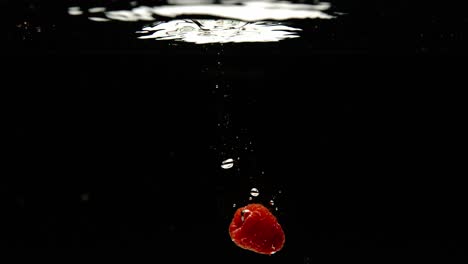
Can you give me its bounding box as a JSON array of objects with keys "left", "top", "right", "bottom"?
[{"left": 1, "top": 0, "right": 466, "bottom": 262}]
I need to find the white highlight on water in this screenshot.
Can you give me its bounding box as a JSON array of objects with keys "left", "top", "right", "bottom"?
[
  {"left": 138, "top": 19, "right": 301, "bottom": 44},
  {"left": 89, "top": 17, "right": 111, "bottom": 22},
  {"left": 68, "top": 1, "right": 334, "bottom": 22},
  {"left": 147, "top": 1, "right": 334, "bottom": 21},
  {"left": 89, "top": 7, "right": 107, "bottom": 13}
]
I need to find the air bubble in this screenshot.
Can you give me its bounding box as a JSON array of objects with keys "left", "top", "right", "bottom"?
[
  {"left": 221, "top": 158, "right": 234, "bottom": 169},
  {"left": 250, "top": 188, "right": 259, "bottom": 197},
  {"left": 68, "top": 7, "right": 83, "bottom": 16}
]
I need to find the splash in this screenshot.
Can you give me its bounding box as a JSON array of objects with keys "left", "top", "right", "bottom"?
[
  {"left": 68, "top": 1, "right": 336, "bottom": 43},
  {"left": 141, "top": 1, "right": 334, "bottom": 21},
  {"left": 137, "top": 19, "right": 301, "bottom": 44},
  {"left": 68, "top": 1, "right": 335, "bottom": 22}
]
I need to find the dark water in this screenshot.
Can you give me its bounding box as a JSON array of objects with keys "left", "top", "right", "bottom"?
[{"left": 2, "top": 0, "right": 467, "bottom": 262}]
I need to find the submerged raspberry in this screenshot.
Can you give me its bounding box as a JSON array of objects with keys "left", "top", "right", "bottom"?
[{"left": 229, "top": 203, "right": 285, "bottom": 255}]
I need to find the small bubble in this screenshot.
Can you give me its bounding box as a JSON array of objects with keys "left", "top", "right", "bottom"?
[
  {"left": 249, "top": 196, "right": 253, "bottom": 201},
  {"left": 130, "top": 1, "right": 138, "bottom": 6},
  {"left": 269, "top": 200, "right": 274, "bottom": 206},
  {"left": 233, "top": 203, "right": 236, "bottom": 208},
  {"left": 221, "top": 158, "right": 234, "bottom": 169},
  {"left": 215, "top": 84, "right": 219, "bottom": 89},
  {"left": 275, "top": 207, "right": 279, "bottom": 211},
  {"left": 278, "top": 190, "right": 282, "bottom": 194},
  {"left": 250, "top": 188, "right": 259, "bottom": 197},
  {"left": 68, "top": 7, "right": 83, "bottom": 16}
]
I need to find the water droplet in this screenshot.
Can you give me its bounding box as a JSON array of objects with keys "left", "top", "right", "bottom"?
[
  {"left": 275, "top": 207, "right": 279, "bottom": 211},
  {"left": 215, "top": 84, "right": 219, "bottom": 89},
  {"left": 250, "top": 188, "right": 259, "bottom": 197},
  {"left": 233, "top": 203, "right": 236, "bottom": 208},
  {"left": 269, "top": 200, "right": 274, "bottom": 206},
  {"left": 278, "top": 190, "right": 282, "bottom": 194},
  {"left": 249, "top": 196, "right": 253, "bottom": 201},
  {"left": 221, "top": 158, "right": 234, "bottom": 169},
  {"left": 130, "top": 1, "right": 138, "bottom": 6}
]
